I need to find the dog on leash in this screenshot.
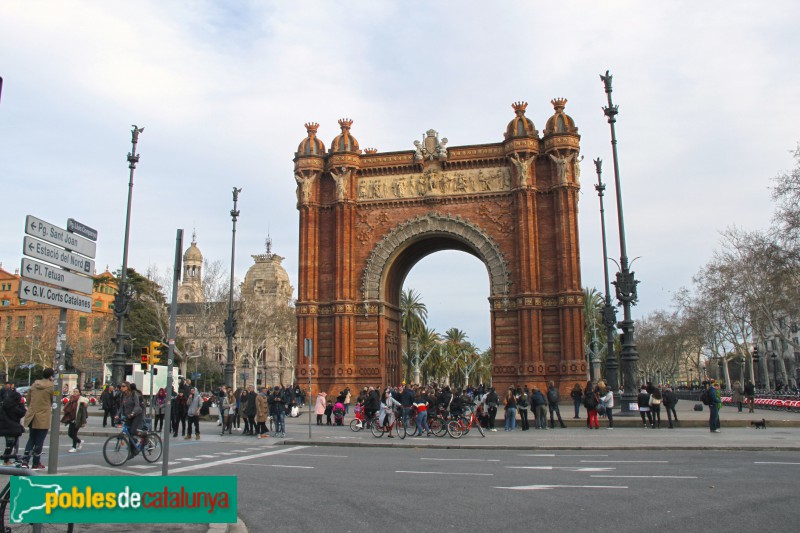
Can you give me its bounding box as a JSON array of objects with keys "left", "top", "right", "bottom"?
[{"left": 751, "top": 419, "right": 767, "bottom": 429}]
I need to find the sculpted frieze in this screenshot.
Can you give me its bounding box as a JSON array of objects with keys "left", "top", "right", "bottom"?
[{"left": 356, "top": 166, "right": 511, "bottom": 201}]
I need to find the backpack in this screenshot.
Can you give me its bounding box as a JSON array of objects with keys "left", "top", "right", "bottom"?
[
  {"left": 517, "top": 394, "right": 529, "bottom": 408},
  {"left": 700, "top": 389, "right": 711, "bottom": 406},
  {"left": 583, "top": 392, "right": 598, "bottom": 409},
  {"left": 547, "top": 388, "right": 559, "bottom": 404}
]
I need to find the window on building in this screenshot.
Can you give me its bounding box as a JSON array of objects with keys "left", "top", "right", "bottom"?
[
  {"left": 17, "top": 316, "right": 25, "bottom": 331},
  {"left": 1, "top": 299, "right": 8, "bottom": 306},
  {"left": 79, "top": 317, "right": 88, "bottom": 331}
]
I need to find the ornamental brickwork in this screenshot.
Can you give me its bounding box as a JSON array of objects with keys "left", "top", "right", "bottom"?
[{"left": 295, "top": 101, "right": 585, "bottom": 396}]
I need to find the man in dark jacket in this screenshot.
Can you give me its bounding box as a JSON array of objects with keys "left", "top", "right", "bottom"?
[
  {"left": 530, "top": 386, "right": 548, "bottom": 430},
  {"left": 271, "top": 386, "right": 286, "bottom": 437},
  {"left": 662, "top": 387, "right": 679, "bottom": 428},
  {"left": 244, "top": 385, "right": 258, "bottom": 436},
  {"left": 744, "top": 380, "right": 756, "bottom": 413},
  {"left": 546, "top": 381, "right": 567, "bottom": 429},
  {"left": 100, "top": 385, "right": 116, "bottom": 427}
]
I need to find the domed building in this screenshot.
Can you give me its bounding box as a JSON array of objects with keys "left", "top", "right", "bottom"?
[{"left": 175, "top": 235, "right": 297, "bottom": 388}]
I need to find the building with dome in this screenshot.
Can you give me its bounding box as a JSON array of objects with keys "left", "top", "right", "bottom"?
[{"left": 175, "top": 235, "right": 296, "bottom": 388}]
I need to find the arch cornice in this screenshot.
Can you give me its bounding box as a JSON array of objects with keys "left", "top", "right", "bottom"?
[{"left": 361, "top": 212, "right": 511, "bottom": 301}]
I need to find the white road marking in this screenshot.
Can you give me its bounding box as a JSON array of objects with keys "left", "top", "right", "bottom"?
[
  {"left": 215, "top": 452, "right": 237, "bottom": 456},
  {"left": 290, "top": 453, "right": 349, "bottom": 458},
  {"left": 580, "top": 460, "right": 668, "bottom": 463},
  {"left": 496, "top": 484, "right": 628, "bottom": 491},
  {"left": 396, "top": 471, "right": 493, "bottom": 476},
  {"left": 421, "top": 458, "right": 500, "bottom": 462},
  {"left": 591, "top": 475, "right": 697, "bottom": 479},
  {"left": 520, "top": 454, "right": 609, "bottom": 457},
  {"left": 507, "top": 466, "right": 615, "bottom": 472},
  {"left": 197, "top": 454, "right": 217, "bottom": 458},
  {"left": 128, "top": 465, "right": 158, "bottom": 470},
  {"left": 161, "top": 446, "right": 308, "bottom": 474},
  {"left": 754, "top": 462, "right": 800, "bottom": 465}
]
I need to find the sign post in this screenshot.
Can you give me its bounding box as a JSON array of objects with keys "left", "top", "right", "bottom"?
[
  {"left": 304, "top": 338, "right": 313, "bottom": 438},
  {"left": 19, "top": 215, "right": 98, "bottom": 475}
]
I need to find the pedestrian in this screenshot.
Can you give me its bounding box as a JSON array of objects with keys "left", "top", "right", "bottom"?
[
  {"left": 546, "top": 381, "right": 567, "bottom": 428},
  {"left": 379, "top": 388, "right": 401, "bottom": 438},
  {"left": 255, "top": 387, "right": 269, "bottom": 438},
  {"left": 21, "top": 367, "right": 55, "bottom": 469},
  {"left": 324, "top": 401, "right": 333, "bottom": 425},
  {"left": 570, "top": 383, "right": 583, "bottom": 419},
  {"left": 343, "top": 387, "right": 352, "bottom": 415},
  {"left": 118, "top": 382, "right": 145, "bottom": 451},
  {"left": 239, "top": 389, "right": 251, "bottom": 435},
  {"left": 649, "top": 387, "right": 662, "bottom": 429},
  {"left": 171, "top": 389, "right": 187, "bottom": 437},
  {"left": 584, "top": 381, "right": 600, "bottom": 429},
  {"left": 0, "top": 384, "right": 27, "bottom": 465},
  {"left": 271, "top": 386, "right": 286, "bottom": 437},
  {"left": 744, "top": 380, "right": 756, "bottom": 413},
  {"left": 516, "top": 387, "right": 530, "bottom": 431},
  {"left": 504, "top": 387, "right": 517, "bottom": 431},
  {"left": 100, "top": 385, "right": 116, "bottom": 427},
  {"left": 61, "top": 388, "right": 88, "bottom": 453},
  {"left": 223, "top": 388, "right": 236, "bottom": 434},
  {"left": 153, "top": 388, "right": 167, "bottom": 432},
  {"left": 216, "top": 385, "right": 227, "bottom": 427},
  {"left": 333, "top": 399, "right": 345, "bottom": 426},
  {"left": 315, "top": 391, "right": 327, "bottom": 425},
  {"left": 662, "top": 386, "right": 678, "bottom": 428},
  {"left": 530, "top": 386, "right": 548, "bottom": 429},
  {"left": 185, "top": 388, "right": 202, "bottom": 440},
  {"left": 244, "top": 385, "right": 258, "bottom": 435},
  {"left": 484, "top": 387, "right": 499, "bottom": 431},
  {"left": 731, "top": 380, "right": 745, "bottom": 413},
  {"left": 637, "top": 388, "right": 653, "bottom": 428},
  {"left": 414, "top": 388, "right": 431, "bottom": 437},
  {"left": 597, "top": 381, "right": 614, "bottom": 429},
  {"left": 705, "top": 380, "right": 721, "bottom": 433}
]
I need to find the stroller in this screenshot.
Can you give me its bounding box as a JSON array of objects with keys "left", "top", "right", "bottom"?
[{"left": 333, "top": 402, "right": 345, "bottom": 426}]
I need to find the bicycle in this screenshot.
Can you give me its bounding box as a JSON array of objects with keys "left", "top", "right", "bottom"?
[
  {"left": 370, "top": 409, "right": 406, "bottom": 439},
  {"left": 447, "top": 409, "right": 486, "bottom": 438},
  {"left": 0, "top": 467, "right": 74, "bottom": 532},
  {"left": 103, "top": 422, "right": 163, "bottom": 466},
  {"left": 427, "top": 406, "right": 450, "bottom": 437}
]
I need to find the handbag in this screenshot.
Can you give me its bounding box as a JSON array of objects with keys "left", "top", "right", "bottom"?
[{"left": 596, "top": 402, "right": 606, "bottom": 415}]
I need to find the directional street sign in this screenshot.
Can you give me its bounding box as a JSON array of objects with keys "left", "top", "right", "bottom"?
[
  {"left": 21, "top": 258, "right": 93, "bottom": 295},
  {"left": 23, "top": 235, "right": 94, "bottom": 275},
  {"left": 19, "top": 279, "right": 93, "bottom": 313},
  {"left": 25, "top": 215, "right": 96, "bottom": 258},
  {"left": 67, "top": 218, "right": 98, "bottom": 242}
]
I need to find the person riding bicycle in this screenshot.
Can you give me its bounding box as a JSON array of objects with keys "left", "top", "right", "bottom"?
[
  {"left": 118, "top": 382, "right": 145, "bottom": 451},
  {"left": 379, "top": 388, "right": 401, "bottom": 438}
]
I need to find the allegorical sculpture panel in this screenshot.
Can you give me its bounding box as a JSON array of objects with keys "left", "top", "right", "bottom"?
[{"left": 357, "top": 166, "right": 512, "bottom": 201}]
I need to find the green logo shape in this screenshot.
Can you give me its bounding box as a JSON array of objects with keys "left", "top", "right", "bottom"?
[{"left": 10, "top": 476, "right": 237, "bottom": 524}]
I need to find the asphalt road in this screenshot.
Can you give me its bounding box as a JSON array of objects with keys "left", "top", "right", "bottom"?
[{"left": 22, "top": 434, "right": 800, "bottom": 533}]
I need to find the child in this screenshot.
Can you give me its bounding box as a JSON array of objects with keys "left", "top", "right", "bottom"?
[{"left": 324, "top": 401, "right": 334, "bottom": 425}]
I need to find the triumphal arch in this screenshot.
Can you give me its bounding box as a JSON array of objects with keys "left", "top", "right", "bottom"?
[{"left": 294, "top": 99, "right": 585, "bottom": 395}]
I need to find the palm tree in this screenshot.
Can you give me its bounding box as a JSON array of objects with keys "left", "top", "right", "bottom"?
[
  {"left": 442, "top": 328, "right": 468, "bottom": 386},
  {"left": 400, "top": 288, "right": 428, "bottom": 380},
  {"left": 583, "top": 286, "right": 605, "bottom": 349}
]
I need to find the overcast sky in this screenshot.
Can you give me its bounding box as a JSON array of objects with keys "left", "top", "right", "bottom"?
[{"left": 1, "top": 1, "right": 798, "bottom": 351}]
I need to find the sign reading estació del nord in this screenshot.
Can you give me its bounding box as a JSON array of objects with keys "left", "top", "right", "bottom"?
[
  {"left": 21, "top": 258, "right": 93, "bottom": 295},
  {"left": 26, "top": 215, "right": 96, "bottom": 258},
  {"left": 22, "top": 236, "right": 95, "bottom": 275},
  {"left": 19, "top": 279, "right": 93, "bottom": 313}
]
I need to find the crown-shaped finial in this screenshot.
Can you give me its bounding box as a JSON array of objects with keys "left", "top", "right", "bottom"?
[
  {"left": 364, "top": 147, "right": 378, "bottom": 154},
  {"left": 304, "top": 122, "right": 319, "bottom": 135},
  {"left": 512, "top": 101, "right": 528, "bottom": 114},
  {"left": 338, "top": 118, "right": 353, "bottom": 130},
  {"left": 551, "top": 98, "right": 568, "bottom": 112}
]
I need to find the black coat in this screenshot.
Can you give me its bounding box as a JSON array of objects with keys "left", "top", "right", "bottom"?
[{"left": 0, "top": 390, "right": 27, "bottom": 437}]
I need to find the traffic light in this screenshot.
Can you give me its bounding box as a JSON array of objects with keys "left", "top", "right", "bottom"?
[
  {"left": 149, "top": 341, "right": 167, "bottom": 365},
  {"left": 140, "top": 346, "right": 150, "bottom": 371}
]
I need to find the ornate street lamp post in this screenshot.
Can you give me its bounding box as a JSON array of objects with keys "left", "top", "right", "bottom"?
[
  {"left": 593, "top": 159, "right": 618, "bottom": 393},
  {"left": 223, "top": 187, "right": 242, "bottom": 389},
  {"left": 111, "top": 125, "right": 144, "bottom": 385},
  {"left": 771, "top": 352, "right": 778, "bottom": 391},
  {"left": 752, "top": 347, "right": 761, "bottom": 388},
  {"left": 600, "top": 71, "right": 640, "bottom": 413}
]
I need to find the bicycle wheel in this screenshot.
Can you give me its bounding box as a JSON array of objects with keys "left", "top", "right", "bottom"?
[
  {"left": 103, "top": 433, "right": 132, "bottom": 466},
  {"left": 446, "top": 419, "right": 463, "bottom": 439},
  {"left": 142, "top": 432, "right": 163, "bottom": 463},
  {"left": 370, "top": 419, "right": 385, "bottom": 438},
  {"left": 457, "top": 416, "right": 471, "bottom": 436},
  {"left": 395, "top": 420, "right": 406, "bottom": 439},
  {"left": 350, "top": 419, "right": 363, "bottom": 432},
  {"left": 0, "top": 484, "right": 75, "bottom": 532},
  {"left": 404, "top": 417, "right": 417, "bottom": 437},
  {"left": 429, "top": 417, "right": 447, "bottom": 437}
]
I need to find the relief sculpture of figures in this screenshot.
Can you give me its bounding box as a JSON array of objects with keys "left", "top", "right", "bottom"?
[
  {"left": 548, "top": 152, "right": 575, "bottom": 184},
  {"left": 331, "top": 166, "right": 351, "bottom": 201},
  {"left": 510, "top": 153, "right": 535, "bottom": 188},
  {"left": 295, "top": 171, "right": 317, "bottom": 204},
  {"left": 573, "top": 155, "right": 584, "bottom": 185}
]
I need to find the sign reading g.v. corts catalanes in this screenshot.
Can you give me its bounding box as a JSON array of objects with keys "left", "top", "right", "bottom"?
[{"left": 10, "top": 476, "right": 236, "bottom": 524}]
